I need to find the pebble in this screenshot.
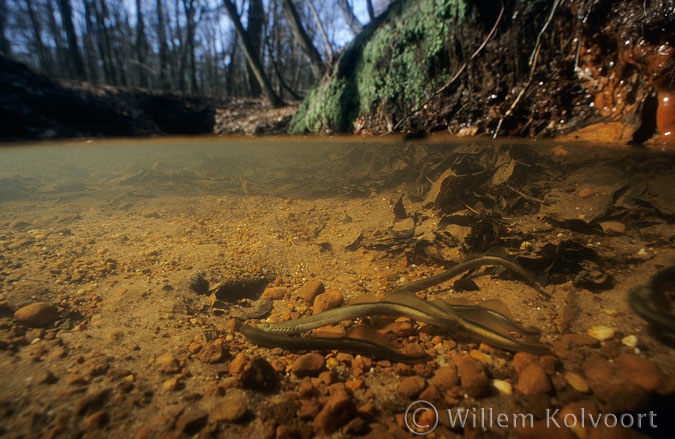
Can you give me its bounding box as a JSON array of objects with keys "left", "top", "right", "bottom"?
[
  {"left": 564, "top": 372, "right": 589, "bottom": 393},
  {"left": 240, "top": 357, "right": 278, "bottom": 392},
  {"left": 154, "top": 353, "right": 181, "bottom": 374},
  {"left": 312, "top": 290, "right": 344, "bottom": 314},
  {"left": 297, "top": 280, "right": 325, "bottom": 302},
  {"left": 197, "top": 341, "right": 226, "bottom": 364},
  {"left": 512, "top": 352, "right": 538, "bottom": 375},
  {"left": 453, "top": 355, "right": 489, "bottom": 398},
  {"left": 140, "top": 209, "right": 160, "bottom": 219},
  {"left": 582, "top": 356, "right": 649, "bottom": 413},
  {"left": 14, "top": 302, "right": 59, "bottom": 327},
  {"left": 211, "top": 398, "right": 247, "bottom": 422},
  {"left": 397, "top": 376, "right": 426, "bottom": 398},
  {"left": 292, "top": 353, "right": 326, "bottom": 377},
  {"left": 298, "top": 398, "right": 322, "bottom": 419},
  {"left": 313, "top": 387, "right": 355, "bottom": 435},
  {"left": 229, "top": 353, "right": 249, "bottom": 374},
  {"left": 262, "top": 287, "right": 287, "bottom": 300},
  {"left": 517, "top": 362, "right": 552, "bottom": 395},
  {"left": 162, "top": 376, "right": 183, "bottom": 391},
  {"left": 491, "top": 379, "right": 513, "bottom": 395},
  {"left": 615, "top": 353, "right": 665, "bottom": 393},
  {"left": 621, "top": 335, "right": 639, "bottom": 348},
  {"left": 587, "top": 325, "right": 615, "bottom": 341},
  {"left": 599, "top": 221, "right": 625, "bottom": 235},
  {"left": 175, "top": 410, "right": 208, "bottom": 434},
  {"left": 429, "top": 365, "right": 459, "bottom": 390}
]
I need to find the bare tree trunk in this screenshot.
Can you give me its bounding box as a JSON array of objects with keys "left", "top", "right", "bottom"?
[
  {"left": 82, "top": 0, "right": 99, "bottom": 83},
  {"left": 304, "top": 0, "right": 333, "bottom": 64},
  {"left": 156, "top": 0, "right": 169, "bottom": 90},
  {"left": 246, "top": 0, "right": 264, "bottom": 97},
  {"left": 182, "top": 0, "right": 199, "bottom": 93},
  {"left": 280, "top": 0, "right": 324, "bottom": 80},
  {"left": 337, "top": 0, "right": 363, "bottom": 35},
  {"left": 58, "top": 0, "right": 87, "bottom": 80},
  {"left": 134, "top": 0, "right": 149, "bottom": 87},
  {"left": 222, "top": 0, "right": 282, "bottom": 106},
  {"left": 0, "top": 0, "right": 10, "bottom": 56},
  {"left": 25, "top": 0, "right": 50, "bottom": 72},
  {"left": 45, "top": 0, "right": 66, "bottom": 76},
  {"left": 366, "top": 0, "right": 375, "bottom": 21}
]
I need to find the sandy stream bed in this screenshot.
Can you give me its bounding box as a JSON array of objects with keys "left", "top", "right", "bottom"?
[{"left": 0, "top": 137, "right": 673, "bottom": 439}]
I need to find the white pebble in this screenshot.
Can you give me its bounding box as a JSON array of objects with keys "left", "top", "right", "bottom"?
[
  {"left": 587, "top": 325, "right": 615, "bottom": 341},
  {"left": 491, "top": 379, "right": 513, "bottom": 395},
  {"left": 622, "top": 335, "right": 639, "bottom": 347}
]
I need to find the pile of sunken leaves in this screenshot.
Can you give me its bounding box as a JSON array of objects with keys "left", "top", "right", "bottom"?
[{"left": 343, "top": 143, "right": 674, "bottom": 293}]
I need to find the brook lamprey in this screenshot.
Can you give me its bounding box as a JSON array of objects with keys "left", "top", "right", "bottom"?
[
  {"left": 240, "top": 323, "right": 431, "bottom": 363},
  {"left": 240, "top": 249, "right": 551, "bottom": 360},
  {"left": 387, "top": 250, "right": 548, "bottom": 297},
  {"left": 628, "top": 266, "right": 675, "bottom": 332},
  {"left": 246, "top": 292, "right": 550, "bottom": 357}
]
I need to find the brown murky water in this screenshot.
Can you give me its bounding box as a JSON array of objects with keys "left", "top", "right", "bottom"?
[{"left": 1, "top": 136, "right": 673, "bottom": 438}]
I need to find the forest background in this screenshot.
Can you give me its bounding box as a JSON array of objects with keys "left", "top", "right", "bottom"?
[{"left": 0, "top": 0, "right": 385, "bottom": 104}]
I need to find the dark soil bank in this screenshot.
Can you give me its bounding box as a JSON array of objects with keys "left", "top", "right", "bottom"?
[{"left": 0, "top": 56, "right": 222, "bottom": 141}]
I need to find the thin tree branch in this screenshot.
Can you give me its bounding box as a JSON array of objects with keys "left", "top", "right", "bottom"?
[
  {"left": 493, "top": 0, "right": 561, "bottom": 138},
  {"left": 392, "top": 3, "right": 504, "bottom": 132}
]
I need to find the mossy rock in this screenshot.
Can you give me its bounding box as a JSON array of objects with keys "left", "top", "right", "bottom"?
[{"left": 290, "top": 0, "right": 468, "bottom": 134}]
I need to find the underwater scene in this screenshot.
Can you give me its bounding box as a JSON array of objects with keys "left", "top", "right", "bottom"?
[{"left": 1, "top": 137, "right": 674, "bottom": 438}]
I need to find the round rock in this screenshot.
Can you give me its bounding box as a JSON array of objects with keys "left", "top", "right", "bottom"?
[
  {"left": 14, "top": 302, "right": 59, "bottom": 327},
  {"left": 292, "top": 353, "right": 326, "bottom": 377}
]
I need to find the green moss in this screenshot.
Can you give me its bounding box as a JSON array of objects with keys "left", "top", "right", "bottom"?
[{"left": 290, "top": 0, "right": 468, "bottom": 133}]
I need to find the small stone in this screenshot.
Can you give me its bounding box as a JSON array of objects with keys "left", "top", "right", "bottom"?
[
  {"left": 587, "top": 325, "right": 615, "bottom": 341},
  {"left": 154, "top": 353, "right": 181, "bottom": 374},
  {"left": 429, "top": 365, "right": 459, "bottom": 390},
  {"left": 141, "top": 209, "right": 160, "bottom": 219},
  {"left": 297, "top": 280, "right": 325, "bottom": 302},
  {"left": 197, "top": 341, "right": 226, "bottom": 364},
  {"left": 187, "top": 342, "right": 203, "bottom": 354},
  {"left": 512, "top": 352, "right": 538, "bottom": 375},
  {"left": 297, "top": 399, "right": 321, "bottom": 419},
  {"left": 621, "top": 335, "right": 639, "bottom": 348},
  {"left": 162, "top": 376, "right": 183, "bottom": 391},
  {"left": 346, "top": 379, "right": 365, "bottom": 391},
  {"left": 491, "top": 379, "right": 513, "bottom": 395},
  {"left": 211, "top": 398, "right": 247, "bottom": 422},
  {"left": 454, "top": 355, "right": 489, "bottom": 398},
  {"left": 517, "top": 362, "right": 552, "bottom": 395},
  {"left": 229, "top": 353, "right": 249, "bottom": 374},
  {"left": 175, "top": 410, "right": 208, "bottom": 434},
  {"left": 312, "top": 290, "right": 344, "bottom": 313},
  {"left": 14, "top": 302, "right": 59, "bottom": 327},
  {"left": 599, "top": 221, "right": 625, "bottom": 235},
  {"left": 84, "top": 410, "right": 109, "bottom": 429},
  {"left": 469, "top": 350, "right": 492, "bottom": 365},
  {"left": 564, "top": 372, "right": 589, "bottom": 393},
  {"left": 292, "top": 353, "right": 326, "bottom": 378},
  {"left": 397, "top": 376, "right": 426, "bottom": 398},
  {"left": 240, "top": 357, "right": 277, "bottom": 392},
  {"left": 616, "top": 353, "right": 665, "bottom": 393},
  {"left": 313, "top": 388, "right": 355, "bottom": 435},
  {"left": 583, "top": 356, "right": 650, "bottom": 413},
  {"left": 262, "top": 287, "right": 287, "bottom": 300}
]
